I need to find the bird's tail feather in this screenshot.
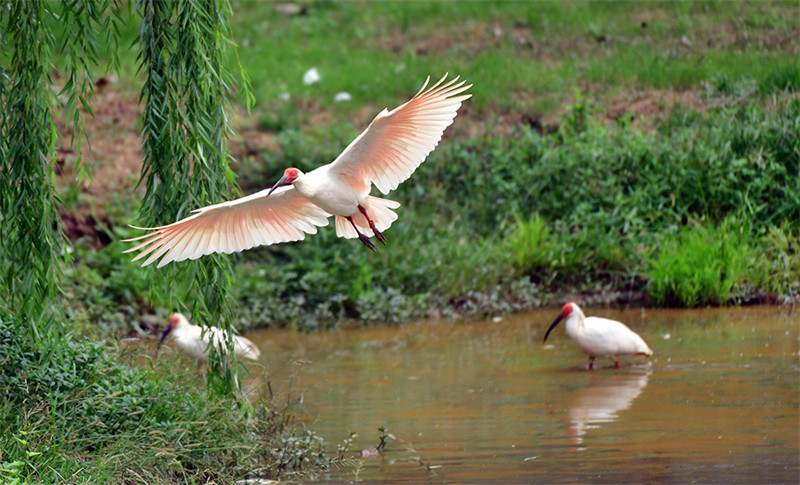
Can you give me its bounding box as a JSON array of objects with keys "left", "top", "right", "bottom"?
[{"left": 335, "top": 196, "right": 400, "bottom": 239}]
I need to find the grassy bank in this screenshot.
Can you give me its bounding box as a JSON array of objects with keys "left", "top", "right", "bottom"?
[
  {"left": 213, "top": 88, "right": 800, "bottom": 325},
  {"left": 0, "top": 313, "right": 339, "bottom": 483},
  {"left": 65, "top": 85, "right": 799, "bottom": 335},
  {"left": 227, "top": 1, "right": 800, "bottom": 116},
  {"left": 48, "top": 1, "right": 799, "bottom": 335}
]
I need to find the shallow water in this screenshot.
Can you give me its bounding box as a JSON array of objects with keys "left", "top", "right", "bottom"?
[{"left": 246, "top": 306, "right": 799, "bottom": 483}]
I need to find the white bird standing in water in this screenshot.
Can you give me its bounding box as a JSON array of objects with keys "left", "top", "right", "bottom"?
[
  {"left": 157, "top": 313, "right": 261, "bottom": 362},
  {"left": 124, "top": 74, "right": 471, "bottom": 267},
  {"left": 542, "top": 302, "right": 653, "bottom": 370}
]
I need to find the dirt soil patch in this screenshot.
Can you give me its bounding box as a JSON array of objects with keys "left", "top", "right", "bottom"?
[
  {"left": 55, "top": 80, "right": 143, "bottom": 246},
  {"left": 605, "top": 88, "right": 705, "bottom": 121}
]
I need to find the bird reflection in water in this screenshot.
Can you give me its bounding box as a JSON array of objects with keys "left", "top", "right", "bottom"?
[{"left": 567, "top": 370, "right": 650, "bottom": 450}]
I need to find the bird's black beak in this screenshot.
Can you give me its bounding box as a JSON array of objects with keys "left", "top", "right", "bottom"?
[
  {"left": 543, "top": 314, "right": 563, "bottom": 344},
  {"left": 156, "top": 325, "right": 172, "bottom": 355},
  {"left": 267, "top": 173, "right": 289, "bottom": 197}
]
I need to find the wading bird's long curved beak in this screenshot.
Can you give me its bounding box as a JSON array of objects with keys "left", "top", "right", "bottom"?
[
  {"left": 267, "top": 173, "right": 289, "bottom": 197},
  {"left": 156, "top": 325, "right": 172, "bottom": 356},
  {"left": 543, "top": 314, "right": 563, "bottom": 344}
]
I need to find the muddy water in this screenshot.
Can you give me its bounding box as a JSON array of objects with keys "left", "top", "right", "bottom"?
[{"left": 246, "top": 306, "right": 799, "bottom": 483}]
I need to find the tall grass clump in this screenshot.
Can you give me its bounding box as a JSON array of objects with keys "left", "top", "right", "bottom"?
[
  {"left": 646, "top": 218, "right": 756, "bottom": 306},
  {"left": 506, "top": 212, "right": 552, "bottom": 272},
  {"left": 759, "top": 63, "right": 800, "bottom": 94},
  {"left": 753, "top": 224, "right": 800, "bottom": 299}
]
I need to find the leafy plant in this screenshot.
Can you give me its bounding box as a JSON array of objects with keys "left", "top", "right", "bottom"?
[
  {"left": 504, "top": 212, "right": 552, "bottom": 275},
  {"left": 376, "top": 426, "right": 395, "bottom": 451}
]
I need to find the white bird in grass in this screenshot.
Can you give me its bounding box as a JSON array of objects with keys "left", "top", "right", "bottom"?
[
  {"left": 542, "top": 302, "right": 653, "bottom": 370},
  {"left": 157, "top": 313, "right": 261, "bottom": 362},
  {"left": 124, "top": 74, "right": 471, "bottom": 267}
]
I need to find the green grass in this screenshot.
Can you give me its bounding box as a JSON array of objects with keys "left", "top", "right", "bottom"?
[
  {"left": 645, "top": 218, "right": 757, "bottom": 306},
  {"left": 72, "top": 1, "right": 800, "bottom": 126},
  {"left": 228, "top": 0, "right": 798, "bottom": 116}
]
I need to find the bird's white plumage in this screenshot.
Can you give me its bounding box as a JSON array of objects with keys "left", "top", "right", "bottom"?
[
  {"left": 544, "top": 302, "right": 652, "bottom": 369},
  {"left": 124, "top": 74, "right": 470, "bottom": 266},
  {"left": 568, "top": 316, "right": 651, "bottom": 359},
  {"left": 160, "top": 313, "right": 260, "bottom": 362}
]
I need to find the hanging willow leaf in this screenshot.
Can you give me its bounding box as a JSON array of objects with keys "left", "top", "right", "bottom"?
[
  {"left": 0, "top": 0, "right": 62, "bottom": 328},
  {"left": 135, "top": 0, "right": 251, "bottom": 395},
  {"left": 1, "top": 0, "right": 251, "bottom": 395}
]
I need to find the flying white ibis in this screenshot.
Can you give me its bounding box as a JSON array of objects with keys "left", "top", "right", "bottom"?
[
  {"left": 542, "top": 302, "right": 653, "bottom": 370},
  {"left": 157, "top": 313, "right": 261, "bottom": 362},
  {"left": 124, "top": 74, "right": 471, "bottom": 267}
]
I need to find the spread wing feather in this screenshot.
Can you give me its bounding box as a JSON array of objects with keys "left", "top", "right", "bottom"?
[
  {"left": 123, "top": 186, "right": 330, "bottom": 267},
  {"left": 330, "top": 73, "right": 471, "bottom": 194}
]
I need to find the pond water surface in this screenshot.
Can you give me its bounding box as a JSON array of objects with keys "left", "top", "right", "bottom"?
[{"left": 245, "top": 306, "right": 799, "bottom": 483}]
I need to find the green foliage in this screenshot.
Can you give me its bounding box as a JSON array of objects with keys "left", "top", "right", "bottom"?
[
  {"left": 283, "top": 95, "right": 797, "bottom": 312},
  {"left": 755, "top": 224, "right": 800, "bottom": 297},
  {"left": 57, "top": 0, "right": 127, "bottom": 182},
  {"left": 646, "top": 218, "right": 756, "bottom": 306},
  {"left": 0, "top": 2, "right": 334, "bottom": 481},
  {"left": 503, "top": 213, "right": 552, "bottom": 275},
  {"left": 376, "top": 426, "right": 394, "bottom": 451},
  {"left": 0, "top": 0, "right": 130, "bottom": 326},
  {"left": 272, "top": 429, "right": 329, "bottom": 472},
  {"left": 62, "top": 237, "right": 154, "bottom": 336}
]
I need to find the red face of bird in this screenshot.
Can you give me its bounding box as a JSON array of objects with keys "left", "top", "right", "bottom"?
[
  {"left": 542, "top": 302, "right": 575, "bottom": 344},
  {"left": 267, "top": 167, "right": 302, "bottom": 197},
  {"left": 157, "top": 313, "right": 181, "bottom": 352}
]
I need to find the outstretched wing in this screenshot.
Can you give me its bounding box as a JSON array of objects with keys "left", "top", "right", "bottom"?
[
  {"left": 330, "top": 73, "right": 471, "bottom": 194},
  {"left": 123, "top": 186, "right": 330, "bottom": 267}
]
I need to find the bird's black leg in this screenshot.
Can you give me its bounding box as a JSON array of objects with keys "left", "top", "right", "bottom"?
[
  {"left": 347, "top": 216, "right": 377, "bottom": 252},
  {"left": 588, "top": 356, "right": 595, "bottom": 371},
  {"left": 358, "top": 205, "right": 386, "bottom": 246}
]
